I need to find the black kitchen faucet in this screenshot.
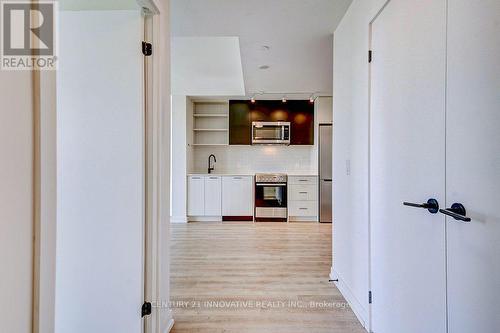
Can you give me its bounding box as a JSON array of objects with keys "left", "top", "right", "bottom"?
[{"left": 208, "top": 154, "right": 216, "bottom": 174}]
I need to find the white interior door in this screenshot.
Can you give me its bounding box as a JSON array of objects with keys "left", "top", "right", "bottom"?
[
  {"left": 446, "top": 1, "right": 500, "bottom": 332},
  {"left": 370, "top": 0, "right": 447, "bottom": 332},
  {"left": 56, "top": 10, "right": 144, "bottom": 333},
  {"left": 0, "top": 71, "right": 33, "bottom": 333}
]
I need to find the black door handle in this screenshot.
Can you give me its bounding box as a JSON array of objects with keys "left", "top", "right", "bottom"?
[
  {"left": 403, "top": 198, "right": 439, "bottom": 214},
  {"left": 439, "top": 203, "right": 471, "bottom": 222}
]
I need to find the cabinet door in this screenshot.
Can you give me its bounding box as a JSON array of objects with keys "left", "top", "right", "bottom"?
[
  {"left": 204, "top": 176, "right": 222, "bottom": 216},
  {"left": 222, "top": 176, "right": 253, "bottom": 216},
  {"left": 229, "top": 101, "right": 251, "bottom": 145},
  {"left": 187, "top": 176, "right": 205, "bottom": 216},
  {"left": 446, "top": 1, "right": 500, "bottom": 331},
  {"left": 289, "top": 101, "right": 314, "bottom": 145},
  {"left": 370, "top": 0, "right": 447, "bottom": 332}
]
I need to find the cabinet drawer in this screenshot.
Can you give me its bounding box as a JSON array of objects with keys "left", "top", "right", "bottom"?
[
  {"left": 288, "top": 176, "right": 318, "bottom": 185},
  {"left": 289, "top": 184, "right": 317, "bottom": 201},
  {"left": 289, "top": 201, "right": 318, "bottom": 217},
  {"left": 224, "top": 175, "right": 253, "bottom": 183}
]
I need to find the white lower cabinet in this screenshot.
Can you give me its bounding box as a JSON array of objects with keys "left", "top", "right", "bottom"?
[
  {"left": 188, "top": 175, "right": 221, "bottom": 217},
  {"left": 288, "top": 176, "right": 318, "bottom": 220},
  {"left": 204, "top": 176, "right": 222, "bottom": 216},
  {"left": 187, "top": 176, "right": 205, "bottom": 216},
  {"left": 188, "top": 175, "right": 253, "bottom": 218},
  {"left": 222, "top": 176, "right": 253, "bottom": 216}
]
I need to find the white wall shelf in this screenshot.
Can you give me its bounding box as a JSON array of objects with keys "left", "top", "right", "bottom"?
[
  {"left": 190, "top": 101, "right": 229, "bottom": 146},
  {"left": 193, "top": 128, "right": 228, "bottom": 132},
  {"left": 193, "top": 114, "right": 228, "bottom": 118},
  {"left": 191, "top": 143, "right": 228, "bottom": 147}
]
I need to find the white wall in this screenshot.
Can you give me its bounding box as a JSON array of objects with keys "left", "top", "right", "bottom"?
[
  {"left": 0, "top": 69, "right": 33, "bottom": 333},
  {"left": 331, "top": 0, "right": 386, "bottom": 329},
  {"left": 56, "top": 10, "right": 143, "bottom": 333},
  {"left": 171, "top": 95, "right": 188, "bottom": 222}
]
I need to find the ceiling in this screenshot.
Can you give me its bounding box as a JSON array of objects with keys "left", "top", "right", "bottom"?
[
  {"left": 171, "top": 0, "right": 353, "bottom": 96},
  {"left": 59, "top": 0, "right": 137, "bottom": 11}
]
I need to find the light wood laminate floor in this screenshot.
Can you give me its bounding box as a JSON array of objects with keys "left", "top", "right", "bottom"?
[{"left": 170, "top": 222, "right": 365, "bottom": 333}]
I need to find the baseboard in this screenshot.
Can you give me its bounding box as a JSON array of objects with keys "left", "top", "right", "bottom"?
[
  {"left": 331, "top": 268, "right": 369, "bottom": 331},
  {"left": 188, "top": 216, "right": 222, "bottom": 222},
  {"left": 330, "top": 266, "right": 338, "bottom": 280},
  {"left": 288, "top": 216, "right": 318, "bottom": 222},
  {"left": 170, "top": 216, "right": 187, "bottom": 223},
  {"left": 165, "top": 318, "right": 174, "bottom": 333}
]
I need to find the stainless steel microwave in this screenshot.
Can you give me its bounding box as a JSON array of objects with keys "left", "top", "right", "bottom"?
[{"left": 252, "top": 121, "right": 291, "bottom": 145}]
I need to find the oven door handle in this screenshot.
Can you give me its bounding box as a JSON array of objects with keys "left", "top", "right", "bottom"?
[{"left": 255, "top": 183, "right": 287, "bottom": 186}]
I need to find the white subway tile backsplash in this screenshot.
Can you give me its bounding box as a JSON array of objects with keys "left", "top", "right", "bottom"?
[{"left": 191, "top": 145, "right": 317, "bottom": 174}]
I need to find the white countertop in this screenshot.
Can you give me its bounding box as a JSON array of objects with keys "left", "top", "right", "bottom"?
[
  {"left": 188, "top": 173, "right": 254, "bottom": 177},
  {"left": 188, "top": 172, "right": 318, "bottom": 177}
]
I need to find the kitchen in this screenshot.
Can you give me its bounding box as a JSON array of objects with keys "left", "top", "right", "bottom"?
[
  {"left": 168, "top": 1, "right": 356, "bottom": 331},
  {"left": 177, "top": 96, "right": 333, "bottom": 224}
]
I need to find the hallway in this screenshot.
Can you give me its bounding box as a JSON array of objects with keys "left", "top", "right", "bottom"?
[{"left": 170, "top": 222, "right": 364, "bottom": 333}]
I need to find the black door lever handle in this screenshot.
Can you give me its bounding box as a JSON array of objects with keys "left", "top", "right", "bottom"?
[
  {"left": 439, "top": 203, "right": 471, "bottom": 222},
  {"left": 403, "top": 198, "right": 439, "bottom": 214}
]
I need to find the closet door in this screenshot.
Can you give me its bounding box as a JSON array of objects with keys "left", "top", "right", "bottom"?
[
  {"left": 57, "top": 11, "right": 144, "bottom": 333},
  {"left": 446, "top": 1, "right": 500, "bottom": 332},
  {"left": 370, "top": 0, "right": 447, "bottom": 332}
]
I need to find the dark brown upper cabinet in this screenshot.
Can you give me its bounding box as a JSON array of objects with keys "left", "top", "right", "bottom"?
[
  {"left": 229, "top": 100, "right": 314, "bottom": 145},
  {"left": 228, "top": 101, "right": 252, "bottom": 145}
]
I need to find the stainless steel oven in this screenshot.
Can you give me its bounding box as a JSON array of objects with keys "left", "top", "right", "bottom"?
[
  {"left": 255, "top": 173, "right": 287, "bottom": 222},
  {"left": 252, "top": 122, "right": 290, "bottom": 145}
]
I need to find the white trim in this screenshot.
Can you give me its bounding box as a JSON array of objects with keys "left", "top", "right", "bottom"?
[
  {"left": 288, "top": 216, "right": 318, "bottom": 222},
  {"left": 136, "top": 0, "right": 159, "bottom": 14},
  {"left": 367, "top": 2, "right": 392, "bottom": 332},
  {"left": 144, "top": 1, "right": 174, "bottom": 333},
  {"left": 329, "top": 266, "right": 338, "bottom": 280},
  {"left": 170, "top": 216, "right": 188, "bottom": 223},
  {"left": 331, "top": 270, "right": 369, "bottom": 332},
  {"left": 165, "top": 318, "right": 175, "bottom": 333}
]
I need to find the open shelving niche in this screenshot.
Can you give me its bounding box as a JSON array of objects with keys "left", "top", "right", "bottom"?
[{"left": 190, "top": 101, "right": 229, "bottom": 146}]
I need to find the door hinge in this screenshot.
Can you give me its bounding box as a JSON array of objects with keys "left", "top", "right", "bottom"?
[
  {"left": 141, "top": 301, "right": 152, "bottom": 317},
  {"left": 368, "top": 50, "right": 373, "bottom": 63},
  {"left": 369, "top": 291, "right": 373, "bottom": 304},
  {"left": 142, "top": 42, "right": 152, "bottom": 56}
]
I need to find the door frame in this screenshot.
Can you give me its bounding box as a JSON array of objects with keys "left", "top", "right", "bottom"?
[
  {"left": 367, "top": 1, "right": 396, "bottom": 332},
  {"left": 33, "top": 0, "right": 172, "bottom": 332},
  {"left": 367, "top": 1, "right": 449, "bottom": 332}
]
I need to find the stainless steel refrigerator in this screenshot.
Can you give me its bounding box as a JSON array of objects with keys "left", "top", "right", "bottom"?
[{"left": 319, "top": 124, "right": 332, "bottom": 223}]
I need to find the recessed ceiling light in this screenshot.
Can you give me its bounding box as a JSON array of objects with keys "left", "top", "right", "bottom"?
[
  {"left": 259, "top": 65, "right": 270, "bottom": 70},
  {"left": 261, "top": 45, "right": 271, "bottom": 51}
]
